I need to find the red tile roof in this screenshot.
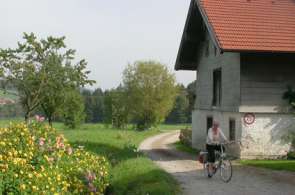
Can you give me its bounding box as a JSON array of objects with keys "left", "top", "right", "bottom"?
[{"left": 198, "top": 0, "right": 295, "bottom": 52}]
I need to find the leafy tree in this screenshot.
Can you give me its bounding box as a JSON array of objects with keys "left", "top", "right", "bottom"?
[
  {"left": 91, "top": 88, "right": 105, "bottom": 122},
  {"left": 81, "top": 89, "right": 94, "bottom": 122},
  {"left": 62, "top": 89, "right": 85, "bottom": 128},
  {"left": 0, "top": 33, "right": 50, "bottom": 122},
  {"left": 123, "top": 61, "right": 178, "bottom": 130},
  {"left": 103, "top": 87, "right": 129, "bottom": 129},
  {"left": 165, "top": 85, "right": 189, "bottom": 124},
  {"left": 185, "top": 80, "right": 197, "bottom": 123},
  {"left": 0, "top": 33, "right": 94, "bottom": 124},
  {"left": 81, "top": 88, "right": 105, "bottom": 123}
]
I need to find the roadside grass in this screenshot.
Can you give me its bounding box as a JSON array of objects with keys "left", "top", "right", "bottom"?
[
  {"left": 172, "top": 141, "right": 199, "bottom": 155},
  {"left": 58, "top": 123, "right": 183, "bottom": 195},
  {"left": 240, "top": 160, "right": 295, "bottom": 172}
]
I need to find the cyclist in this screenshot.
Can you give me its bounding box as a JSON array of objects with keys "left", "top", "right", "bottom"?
[{"left": 206, "top": 120, "right": 228, "bottom": 177}]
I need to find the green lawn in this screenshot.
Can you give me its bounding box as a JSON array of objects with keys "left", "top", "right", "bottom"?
[
  {"left": 240, "top": 160, "right": 295, "bottom": 172},
  {"left": 56, "top": 123, "right": 184, "bottom": 195}
]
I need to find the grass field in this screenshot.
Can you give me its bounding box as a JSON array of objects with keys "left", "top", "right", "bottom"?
[
  {"left": 1, "top": 119, "right": 187, "bottom": 195},
  {"left": 240, "top": 160, "right": 295, "bottom": 172},
  {"left": 56, "top": 123, "right": 187, "bottom": 195}
]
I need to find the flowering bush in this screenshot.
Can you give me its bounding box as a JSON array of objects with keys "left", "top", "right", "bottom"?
[{"left": 0, "top": 122, "right": 109, "bottom": 194}]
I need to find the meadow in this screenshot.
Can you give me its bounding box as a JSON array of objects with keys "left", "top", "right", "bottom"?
[
  {"left": 1, "top": 119, "right": 189, "bottom": 194},
  {"left": 56, "top": 123, "right": 188, "bottom": 195}
]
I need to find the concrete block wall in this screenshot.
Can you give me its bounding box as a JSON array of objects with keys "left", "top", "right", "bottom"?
[{"left": 240, "top": 113, "right": 294, "bottom": 159}]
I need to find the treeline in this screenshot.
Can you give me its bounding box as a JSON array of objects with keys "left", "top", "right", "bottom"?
[
  {"left": 81, "top": 80, "right": 196, "bottom": 125},
  {"left": 0, "top": 33, "right": 197, "bottom": 129}
]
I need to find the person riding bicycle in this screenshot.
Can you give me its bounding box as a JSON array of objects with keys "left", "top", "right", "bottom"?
[{"left": 206, "top": 120, "right": 228, "bottom": 177}]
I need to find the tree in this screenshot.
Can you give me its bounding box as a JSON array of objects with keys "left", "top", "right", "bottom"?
[
  {"left": 91, "top": 88, "right": 105, "bottom": 123},
  {"left": 81, "top": 88, "right": 105, "bottom": 123},
  {"left": 103, "top": 87, "right": 129, "bottom": 129},
  {"left": 0, "top": 33, "right": 50, "bottom": 122},
  {"left": 0, "top": 33, "right": 94, "bottom": 124},
  {"left": 123, "top": 61, "right": 178, "bottom": 130},
  {"left": 186, "top": 80, "right": 197, "bottom": 123},
  {"left": 62, "top": 89, "right": 85, "bottom": 128},
  {"left": 81, "top": 89, "right": 94, "bottom": 123},
  {"left": 165, "top": 85, "right": 189, "bottom": 124}
]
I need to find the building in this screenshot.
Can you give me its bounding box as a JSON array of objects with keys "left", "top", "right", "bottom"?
[{"left": 175, "top": 0, "right": 295, "bottom": 159}]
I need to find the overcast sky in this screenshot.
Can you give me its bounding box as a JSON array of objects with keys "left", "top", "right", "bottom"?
[{"left": 0, "top": 0, "right": 195, "bottom": 90}]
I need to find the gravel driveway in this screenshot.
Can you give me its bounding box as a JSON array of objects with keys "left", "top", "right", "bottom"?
[{"left": 139, "top": 131, "right": 295, "bottom": 195}]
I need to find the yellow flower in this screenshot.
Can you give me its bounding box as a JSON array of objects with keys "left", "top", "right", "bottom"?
[
  {"left": 32, "top": 186, "right": 37, "bottom": 191},
  {"left": 20, "top": 184, "right": 26, "bottom": 190},
  {"left": 28, "top": 173, "right": 33, "bottom": 178}
]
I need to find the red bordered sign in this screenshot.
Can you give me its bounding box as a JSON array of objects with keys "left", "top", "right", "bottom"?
[{"left": 244, "top": 113, "right": 255, "bottom": 125}]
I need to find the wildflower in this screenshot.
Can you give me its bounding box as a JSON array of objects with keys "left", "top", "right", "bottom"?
[
  {"left": 39, "top": 137, "right": 46, "bottom": 146},
  {"left": 20, "top": 184, "right": 26, "bottom": 190},
  {"left": 35, "top": 115, "right": 45, "bottom": 122},
  {"left": 85, "top": 171, "right": 96, "bottom": 182}
]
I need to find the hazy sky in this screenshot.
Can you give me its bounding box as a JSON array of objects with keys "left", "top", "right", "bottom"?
[{"left": 0, "top": 0, "right": 195, "bottom": 90}]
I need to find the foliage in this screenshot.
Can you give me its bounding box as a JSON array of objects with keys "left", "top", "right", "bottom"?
[
  {"left": 283, "top": 87, "right": 295, "bottom": 158},
  {"left": 283, "top": 86, "right": 295, "bottom": 109},
  {"left": 0, "top": 122, "right": 109, "bottom": 194},
  {"left": 287, "top": 151, "right": 295, "bottom": 160},
  {"left": 62, "top": 90, "right": 85, "bottom": 129},
  {"left": 240, "top": 160, "right": 295, "bottom": 172},
  {"left": 179, "top": 128, "right": 192, "bottom": 146},
  {"left": 186, "top": 80, "right": 196, "bottom": 122},
  {"left": 123, "top": 61, "right": 178, "bottom": 130},
  {"left": 40, "top": 51, "right": 94, "bottom": 126},
  {"left": 81, "top": 88, "right": 105, "bottom": 123},
  {"left": 165, "top": 85, "right": 190, "bottom": 124},
  {"left": 0, "top": 32, "right": 94, "bottom": 123},
  {"left": 103, "top": 87, "right": 129, "bottom": 129}
]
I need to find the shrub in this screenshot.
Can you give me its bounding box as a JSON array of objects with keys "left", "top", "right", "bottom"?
[
  {"left": 179, "top": 128, "right": 192, "bottom": 146},
  {"left": 0, "top": 121, "right": 109, "bottom": 194}
]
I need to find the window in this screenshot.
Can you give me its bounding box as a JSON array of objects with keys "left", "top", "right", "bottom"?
[
  {"left": 229, "top": 119, "right": 236, "bottom": 141},
  {"left": 206, "top": 116, "right": 213, "bottom": 134},
  {"left": 212, "top": 68, "right": 222, "bottom": 106}
]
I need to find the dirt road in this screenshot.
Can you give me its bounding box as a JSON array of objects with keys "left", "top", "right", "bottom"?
[{"left": 139, "top": 131, "right": 295, "bottom": 195}]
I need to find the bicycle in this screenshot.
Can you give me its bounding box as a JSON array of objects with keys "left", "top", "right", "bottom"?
[{"left": 198, "top": 141, "right": 238, "bottom": 183}]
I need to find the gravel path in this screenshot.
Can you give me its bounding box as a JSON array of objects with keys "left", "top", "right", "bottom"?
[{"left": 139, "top": 131, "right": 295, "bottom": 195}]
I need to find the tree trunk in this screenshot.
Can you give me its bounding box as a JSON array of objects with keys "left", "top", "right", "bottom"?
[
  {"left": 25, "top": 111, "right": 31, "bottom": 124},
  {"left": 48, "top": 116, "right": 53, "bottom": 127}
]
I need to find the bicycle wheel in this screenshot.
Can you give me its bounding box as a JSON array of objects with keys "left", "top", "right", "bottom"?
[{"left": 220, "top": 159, "right": 232, "bottom": 182}]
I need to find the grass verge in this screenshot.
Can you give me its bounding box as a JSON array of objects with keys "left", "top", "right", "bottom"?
[
  {"left": 172, "top": 141, "right": 199, "bottom": 155},
  {"left": 58, "top": 123, "right": 183, "bottom": 195},
  {"left": 240, "top": 160, "right": 295, "bottom": 172}
]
